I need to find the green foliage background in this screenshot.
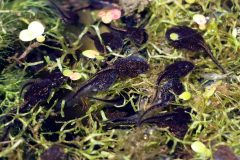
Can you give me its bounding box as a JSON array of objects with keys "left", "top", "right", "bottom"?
[{"left": 0, "top": 0, "right": 240, "bottom": 159}]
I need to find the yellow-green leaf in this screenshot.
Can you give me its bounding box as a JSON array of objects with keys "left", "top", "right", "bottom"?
[
  {"left": 63, "top": 69, "right": 73, "bottom": 77},
  {"left": 179, "top": 91, "right": 192, "bottom": 101},
  {"left": 82, "top": 50, "right": 100, "bottom": 59}
]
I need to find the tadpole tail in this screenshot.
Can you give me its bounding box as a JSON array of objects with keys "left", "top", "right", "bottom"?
[
  {"left": 137, "top": 102, "right": 167, "bottom": 127},
  {"left": 87, "top": 96, "right": 121, "bottom": 105},
  {"left": 200, "top": 43, "right": 227, "bottom": 74},
  {"left": 151, "top": 72, "right": 166, "bottom": 103}
]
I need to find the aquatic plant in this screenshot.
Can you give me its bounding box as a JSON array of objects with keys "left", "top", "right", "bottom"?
[{"left": 0, "top": 0, "right": 240, "bottom": 159}]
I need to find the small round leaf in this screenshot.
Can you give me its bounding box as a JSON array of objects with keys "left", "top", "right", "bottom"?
[
  {"left": 82, "top": 50, "right": 100, "bottom": 59},
  {"left": 69, "top": 72, "right": 81, "bottom": 81},
  {"left": 19, "top": 29, "right": 35, "bottom": 41},
  {"left": 28, "top": 21, "right": 45, "bottom": 37},
  {"left": 191, "top": 141, "right": 208, "bottom": 153},
  {"left": 63, "top": 69, "right": 73, "bottom": 77},
  {"left": 179, "top": 91, "right": 192, "bottom": 101}
]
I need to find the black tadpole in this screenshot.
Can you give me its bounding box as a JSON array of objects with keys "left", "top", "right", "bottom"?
[
  {"left": 165, "top": 26, "right": 226, "bottom": 73},
  {"left": 152, "top": 61, "right": 194, "bottom": 103}
]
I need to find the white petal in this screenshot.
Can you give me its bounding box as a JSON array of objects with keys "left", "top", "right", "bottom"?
[
  {"left": 28, "top": 21, "right": 45, "bottom": 37},
  {"left": 193, "top": 14, "right": 207, "bottom": 25},
  {"left": 19, "top": 29, "right": 35, "bottom": 41}
]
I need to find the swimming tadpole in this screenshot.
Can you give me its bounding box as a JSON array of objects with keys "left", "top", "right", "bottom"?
[{"left": 165, "top": 26, "right": 226, "bottom": 73}]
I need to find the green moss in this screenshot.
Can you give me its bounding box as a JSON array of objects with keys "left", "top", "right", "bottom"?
[{"left": 0, "top": 0, "right": 240, "bottom": 159}]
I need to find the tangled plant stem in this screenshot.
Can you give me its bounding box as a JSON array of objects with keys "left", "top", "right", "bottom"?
[{"left": 0, "top": 0, "right": 240, "bottom": 160}]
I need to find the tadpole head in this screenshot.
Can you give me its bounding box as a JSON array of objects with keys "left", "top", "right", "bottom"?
[
  {"left": 88, "top": 32, "right": 124, "bottom": 53},
  {"left": 126, "top": 28, "right": 148, "bottom": 45},
  {"left": 23, "top": 79, "right": 52, "bottom": 106},
  {"left": 113, "top": 56, "right": 149, "bottom": 78},
  {"left": 49, "top": 71, "right": 68, "bottom": 87},
  {"left": 165, "top": 25, "right": 205, "bottom": 51},
  {"left": 101, "top": 32, "right": 124, "bottom": 50},
  {"left": 165, "top": 61, "right": 195, "bottom": 78}
]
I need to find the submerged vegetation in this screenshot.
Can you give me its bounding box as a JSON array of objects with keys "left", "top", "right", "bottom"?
[{"left": 0, "top": 0, "right": 240, "bottom": 159}]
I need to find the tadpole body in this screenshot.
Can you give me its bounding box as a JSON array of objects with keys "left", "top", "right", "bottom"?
[
  {"left": 156, "top": 61, "right": 195, "bottom": 85},
  {"left": 88, "top": 32, "right": 124, "bottom": 53},
  {"left": 22, "top": 71, "right": 68, "bottom": 109},
  {"left": 138, "top": 61, "right": 193, "bottom": 124},
  {"left": 113, "top": 56, "right": 149, "bottom": 78},
  {"left": 73, "top": 68, "right": 118, "bottom": 98},
  {"left": 154, "top": 78, "right": 185, "bottom": 104},
  {"left": 165, "top": 26, "right": 226, "bottom": 73},
  {"left": 108, "top": 25, "right": 148, "bottom": 46},
  {"left": 152, "top": 61, "right": 194, "bottom": 103}
]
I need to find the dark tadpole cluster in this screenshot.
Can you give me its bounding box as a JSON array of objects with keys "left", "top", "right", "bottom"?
[
  {"left": 8, "top": 0, "right": 225, "bottom": 146},
  {"left": 138, "top": 61, "right": 194, "bottom": 133},
  {"left": 40, "top": 56, "right": 148, "bottom": 141},
  {"left": 104, "top": 60, "right": 194, "bottom": 138},
  {"left": 165, "top": 25, "right": 226, "bottom": 73},
  {"left": 0, "top": 55, "right": 148, "bottom": 142},
  {"left": 0, "top": 71, "right": 68, "bottom": 141}
]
